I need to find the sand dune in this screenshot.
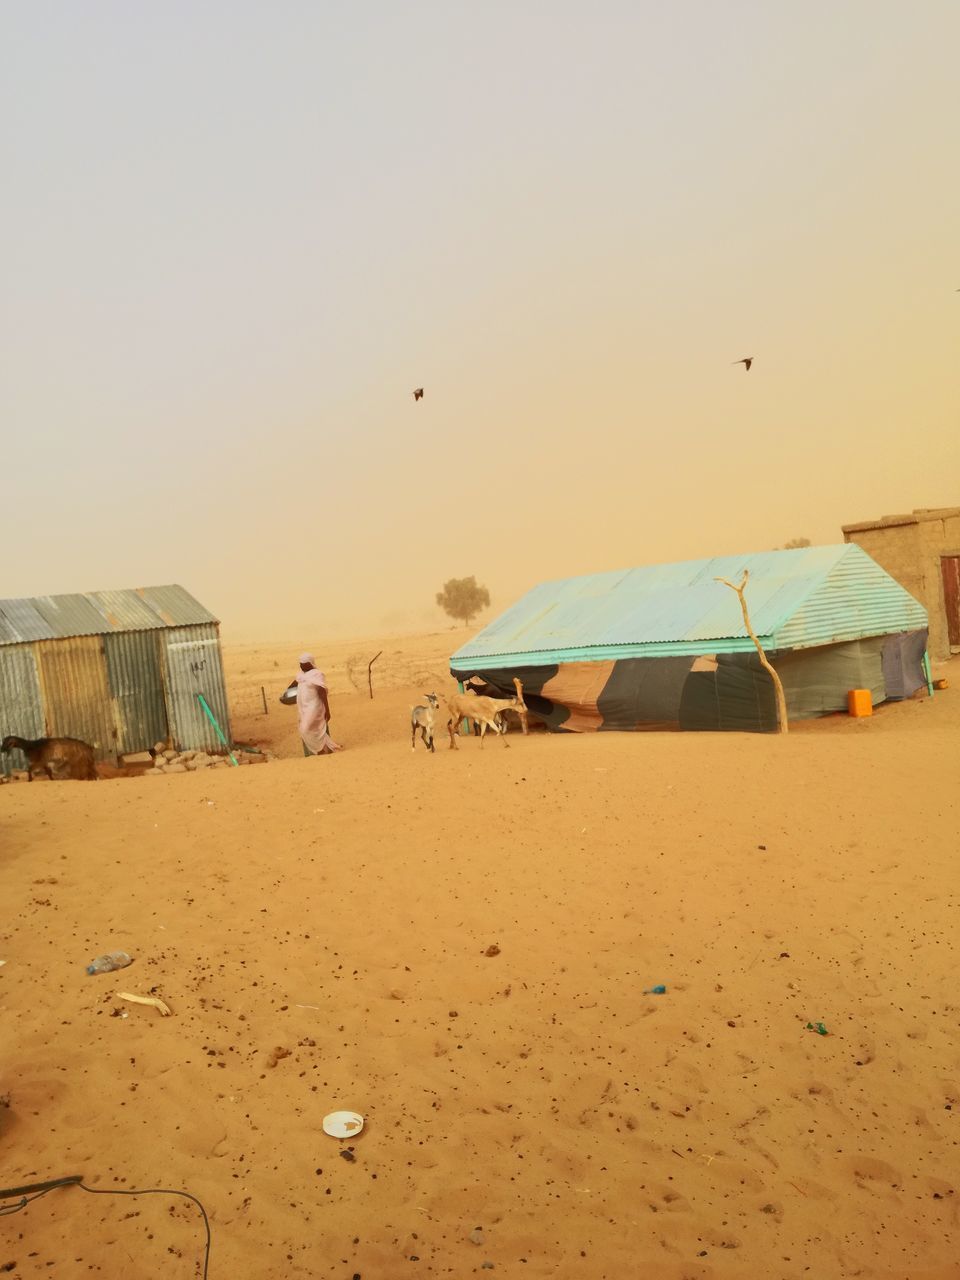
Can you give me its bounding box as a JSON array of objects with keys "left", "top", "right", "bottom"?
[{"left": 1, "top": 633, "right": 957, "bottom": 1279}]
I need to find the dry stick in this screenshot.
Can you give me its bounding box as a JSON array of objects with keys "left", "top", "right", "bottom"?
[
  {"left": 118, "top": 992, "right": 172, "bottom": 1016},
  {"left": 715, "top": 570, "right": 789, "bottom": 734},
  {"left": 260, "top": 685, "right": 268, "bottom": 716},
  {"left": 367, "top": 651, "right": 383, "bottom": 700}
]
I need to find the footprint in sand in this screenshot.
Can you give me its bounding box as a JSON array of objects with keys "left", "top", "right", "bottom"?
[
  {"left": 805, "top": 1081, "right": 836, "bottom": 1103},
  {"left": 843, "top": 1155, "right": 902, "bottom": 1187},
  {"left": 653, "top": 1188, "right": 691, "bottom": 1213},
  {"left": 853, "top": 1039, "right": 876, "bottom": 1067}
]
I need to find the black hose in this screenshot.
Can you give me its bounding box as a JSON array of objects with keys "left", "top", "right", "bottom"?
[{"left": 0, "top": 1176, "right": 211, "bottom": 1277}]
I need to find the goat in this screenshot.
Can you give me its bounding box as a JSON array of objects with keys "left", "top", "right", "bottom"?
[
  {"left": 1, "top": 735, "right": 98, "bottom": 781},
  {"left": 446, "top": 691, "right": 511, "bottom": 749},
  {"left": 411, "top": 693, "right": 440, "bottom": 752}
]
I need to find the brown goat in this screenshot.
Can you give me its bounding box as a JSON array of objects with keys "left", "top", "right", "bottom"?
[
  {"left": 486, "top": 678, "right": 529, "bottom": 735},
  {"left": 1, "top": 735, "right": 98, "bottom": 781},
  {"left": 446, "top": 691, "right": 511, "bottom": 749}
]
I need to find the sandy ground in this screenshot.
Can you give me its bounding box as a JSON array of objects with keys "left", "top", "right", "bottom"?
[{"left": 1, "top": 634, "right": 958, "bottom": 1280}]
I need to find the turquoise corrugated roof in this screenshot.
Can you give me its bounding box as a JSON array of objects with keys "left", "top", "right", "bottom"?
[{"left": 450, "top": 544, "right": 927, "bottom": 671}]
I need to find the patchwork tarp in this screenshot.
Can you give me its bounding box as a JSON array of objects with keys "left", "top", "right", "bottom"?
[{"left": 456, "top": 630, "right": 928, "bottom": 734}]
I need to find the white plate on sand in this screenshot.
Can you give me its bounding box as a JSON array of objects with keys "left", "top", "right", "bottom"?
[{"left": 322, "top": 1110, "right": 364, "bottom": 1139}]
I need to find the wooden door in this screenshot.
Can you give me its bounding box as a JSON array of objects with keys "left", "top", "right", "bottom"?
[{"left": 942, "top": 556, "right": 960, "bottom": 649}]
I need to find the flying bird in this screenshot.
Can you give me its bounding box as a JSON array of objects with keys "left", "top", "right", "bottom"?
[
  {"left": 732, "top": 357, "right": 753, "bottom": 371},
  {"left": 412, "top": 387, "right": 424, "bottom": 401}
]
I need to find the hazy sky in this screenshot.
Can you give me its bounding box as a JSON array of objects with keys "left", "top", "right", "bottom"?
[{"left": 4, "top": 2, "right": 958, "bottom": 640}]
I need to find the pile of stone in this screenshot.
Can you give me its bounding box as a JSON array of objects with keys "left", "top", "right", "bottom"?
[{"left": 144, "top": 743, "right": 274, "bottom": 776}]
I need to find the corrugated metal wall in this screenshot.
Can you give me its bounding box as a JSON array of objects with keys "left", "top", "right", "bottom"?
[
  {"left": 35, "top": 636, "right": 117, "bottom": 760},
  {"left": 774, "top": 544, "right": 928, "bottom": 651},
  {"left": 160, "top": 624, "right": 231, "bottom": 753},
  {"left": 0, "top": 644, "right": 45, "bottom": 775},
  {"left": 104, "top": 631, "right": 168, "bottom": 755}
]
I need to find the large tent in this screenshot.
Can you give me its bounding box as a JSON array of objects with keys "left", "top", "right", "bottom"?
[{"left": 449, "top": 545, "right": 930, "bottom": 732}]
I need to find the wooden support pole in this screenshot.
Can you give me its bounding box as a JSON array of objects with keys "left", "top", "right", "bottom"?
[
  {"left": 715, "top": 570, "right": 789, "bottom": 734},
  {"left": 368, "top": 651, "right": 383, "bottom": 700},
  {"left": 457, "top": 679, "right": 472, "bottom": 735}
]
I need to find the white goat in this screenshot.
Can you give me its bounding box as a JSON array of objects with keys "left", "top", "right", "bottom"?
[{"left": 411, "top": 693, "right": 440, "bottom": 752}]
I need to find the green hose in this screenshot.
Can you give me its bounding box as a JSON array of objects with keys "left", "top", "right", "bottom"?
[{"left": 196, "top": 694, "right": 238, "bottom": 766}]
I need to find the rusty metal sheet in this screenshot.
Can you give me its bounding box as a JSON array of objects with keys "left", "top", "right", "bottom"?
[
  {"left": 35, "top": 635, "right": 117, "bottom": 761},
  {"left": 0, "top": 644, "right": 44, "bottom": 774},
  {"left": 104, "top": 631, "right": 168, "bottom": 755},
  {"left": 1, "top": 584, "right": 219, "bottom": 644},
  {"left": 160, "top": 624, "right": 231, "bottom": 753},
  {"left": 138, "top": 586, "right": 219, "bottom": 628},
  {"left": 92, "top": 589, "right": 167, "bottom": 633},
  {"left": 32, "top": 593, "right": 110, "bottom": 639},
  {"left": 0, "top": 598, "right": 56, "bottom": 644}
]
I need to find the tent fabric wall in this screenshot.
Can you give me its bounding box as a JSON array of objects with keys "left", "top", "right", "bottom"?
[
  {"left": 881, "top": 629, "right": 929, "bottom": 700},
  {"left": 775, "top": 639, "right": 886, "bottom": 718},
  {"left": 460, "top": 629, "right": 928, "bottom": 734},
  {"left": 596, "top": 656, "right": 694, "bottom": 729},
  {"left": 678, "top": 657, "right": 778, "bottom": 732}
]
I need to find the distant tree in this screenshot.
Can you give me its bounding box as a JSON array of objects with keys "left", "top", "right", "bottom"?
[
  {"left": 782, "top": 536, "right": 811, "bottom": 550},
  {"left": 436, "top": 576, "right": 490, "bottom": 626}
]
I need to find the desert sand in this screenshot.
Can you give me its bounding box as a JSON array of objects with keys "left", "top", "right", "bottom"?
[{"left": 1, "top": 631, "right": 958, "bottom": 1280}]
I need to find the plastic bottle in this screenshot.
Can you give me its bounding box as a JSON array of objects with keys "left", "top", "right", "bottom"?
[{"left": 86, "top": 951, "right": 133, "bottom": 975}]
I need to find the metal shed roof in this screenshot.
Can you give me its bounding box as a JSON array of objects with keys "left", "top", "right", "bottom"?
[
  {"left": 0, "top": 585, "right": 219, "bottom": 645},
  {"left": 451, "top": 544, "right": 928, "bottom": 671}
]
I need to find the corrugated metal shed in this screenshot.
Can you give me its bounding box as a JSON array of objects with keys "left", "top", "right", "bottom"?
[
  {"left": 451, "top": 544, "right": 928, "bottom": 671},
  {"left": 0, "top": 583, "right": 229, "bottom": 766},
  {"left": 0, "top": 585, "right": 218, "bottom": 645}
]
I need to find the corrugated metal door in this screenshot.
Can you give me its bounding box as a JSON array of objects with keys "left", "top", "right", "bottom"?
[
  {"left": 104, "top": 631, "right": 168, "bottom": 754},
  {"left": 160, "top": 625, "right": 232, "bottom": 752},
  {"left": 942, "top": 556, "right": 960, "bottom": 649},
  {"left": 36, "top": 636, "right": 117, "bottom": 760},
  {"left": 0, "top": 644, "right": 45, "bottom": 774}
]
